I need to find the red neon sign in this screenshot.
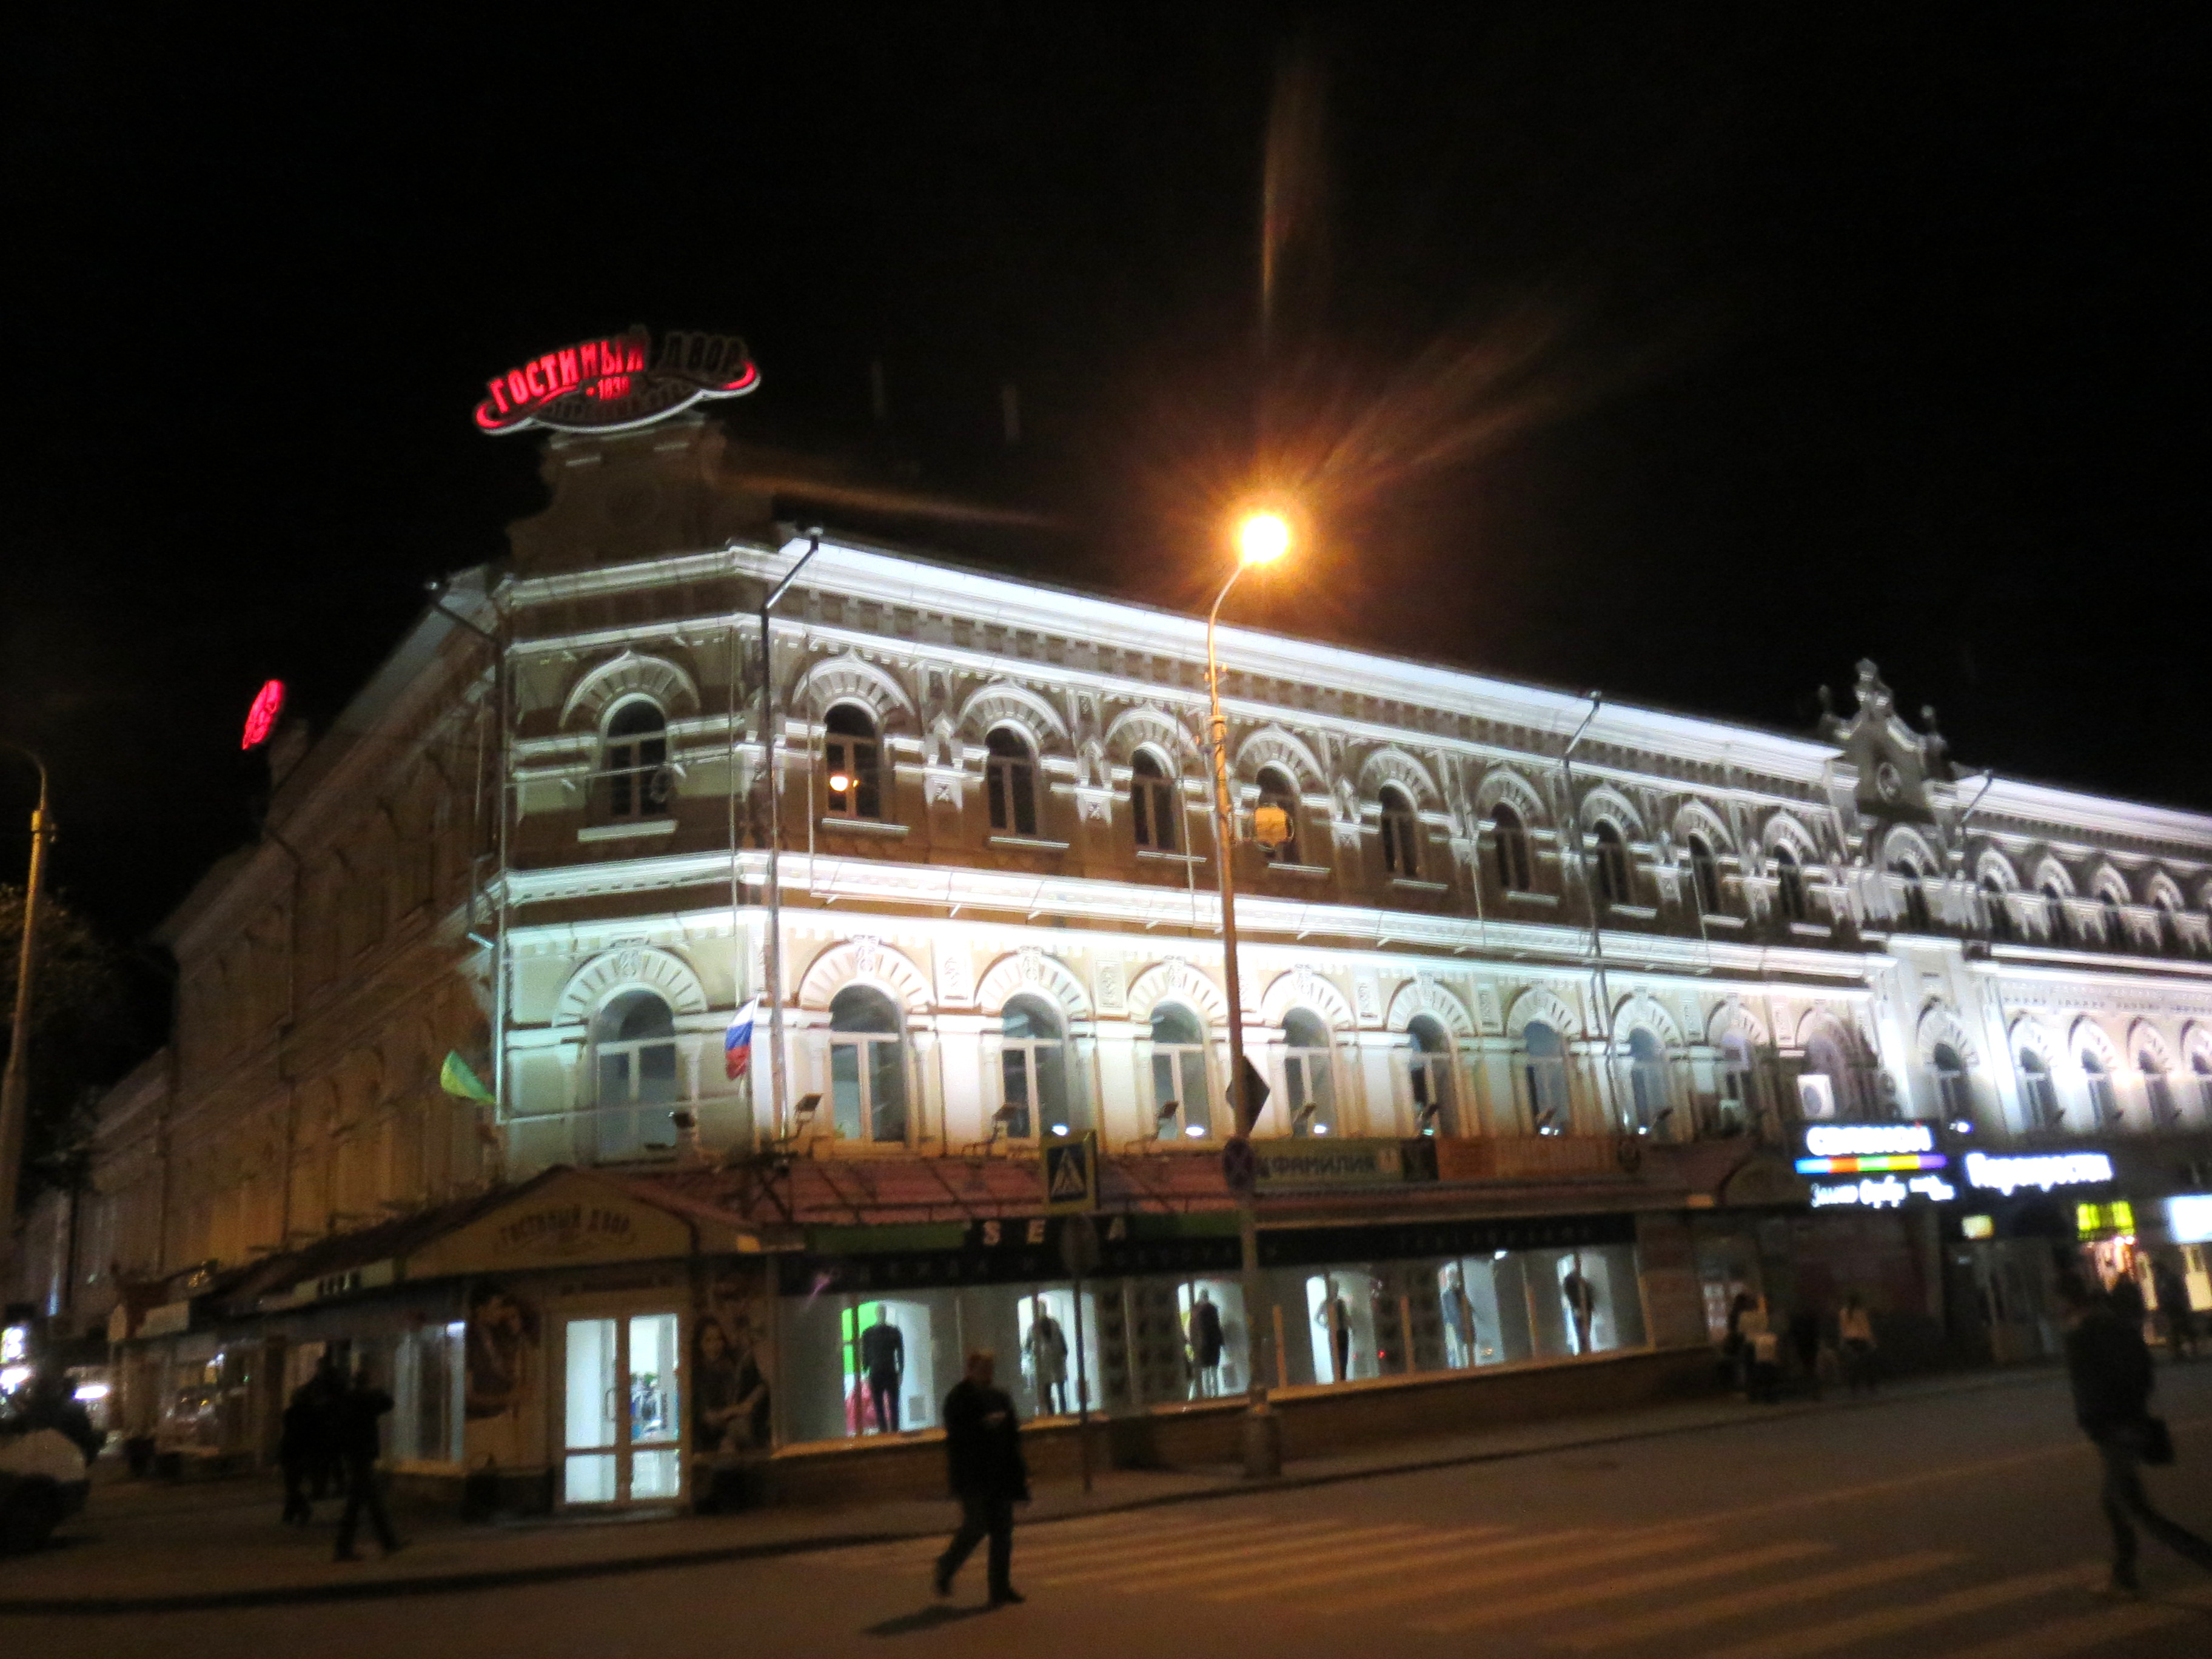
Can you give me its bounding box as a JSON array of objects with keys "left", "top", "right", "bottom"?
[
  {"left": 241, "top": 679, "right": 286, "bottom": 750},
  {"left": 474, "top": 327, "right": 759, "bottom": 436}
]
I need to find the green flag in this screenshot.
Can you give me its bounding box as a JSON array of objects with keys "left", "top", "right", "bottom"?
[{"left": 440, "top": 1051, "right": 495, "bottom": 1104}]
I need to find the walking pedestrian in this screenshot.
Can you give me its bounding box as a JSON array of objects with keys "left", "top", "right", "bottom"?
[
  {"left": 278, "top": 1382, "right": 318, "bottom": 1525},
  {"left": 331, "top": 1360, "right": 402, "bottom": 1561},
  {"left": 1838, "top": 1293, "right": 1879, "bottom": 1395},
  {"left": 932, "top": 1350, "right": 1028, "bottom": 1607},
  {"left": 305, "top": 1353, "right": 346, "bottom": 1498},
  {"left": 2058, "top": 1276, "right": 2212, "bottom": 1596}
]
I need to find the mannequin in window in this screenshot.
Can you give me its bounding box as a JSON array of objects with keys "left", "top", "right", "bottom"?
[
  {"left": 1441, "top": 1266, "right": 1479, "bottom": 1369},
  {"left": 1561, "top": 1259, "right": 1600, "bottom": 1355},
  {"left": 859, "top": 1311, "right": 905, "bottom": 1433},
  {"left": 1315, "top": 1278, "right": 1353, "bottom": 1382},
  {"left": 1023, "top": 1298, "right": 1069, "bottom": 1415},
  {"left": 1187, "top": 1290, "right": 1226, "bottom": 1398}
]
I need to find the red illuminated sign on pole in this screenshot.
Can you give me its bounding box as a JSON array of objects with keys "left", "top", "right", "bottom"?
[
  {"left": 474, "top": 327, "right": 759, "bottom": 436},
  {"left": 241, "top": 679, "right": 286, "bottom": 750}
]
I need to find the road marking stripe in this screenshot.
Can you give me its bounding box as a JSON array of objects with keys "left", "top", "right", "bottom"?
[
  {"left": 1227, "top": 1529, "right": 1600, "bottom": 1608},
  {"left": 1421, "top": 1540, "right": 1832, "bottom": 1632},
  {"left": 1154, "top": 1526, "right": 1501, "bottom": 1597},
  {"left": 1926, "top": 1600, "right": 2195, "bottom": 1659},
  {"left": 1048, "top": 1526, "right": 1426, "bottom": 1590},
  {"left": 1003, "top": 1515, "right": 1292, "bottom": 1565},
  {"left": 1204, "top": 1526, "right": 1514, "bottom": 1603},
  {"left": 835, "top": 1511, "right": 1281, "bottom": 1569},
  {"left": 1695, "top": 1563, "right": 2097, "bottom": 1659},
  {"left": 1033, "top": 1520, "right": 1353, "bottom": 1584},
  {"left": 1327, "top": 1530, "right": 1703, "bottom": 1614},
  {"left": 1552, "top": 1549, "right": 1965, "bottom": 1651}
]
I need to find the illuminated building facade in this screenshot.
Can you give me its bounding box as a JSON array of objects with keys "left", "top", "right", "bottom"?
[{"left": 39, "top": 415, "right": 2212, "bottom": 1500}]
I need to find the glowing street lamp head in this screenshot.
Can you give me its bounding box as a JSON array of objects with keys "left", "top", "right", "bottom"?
[
  {"left": 828, "top": 772, "right": 853, "bottom": 795},
  {"left": 1235, "top": 509, "right": 1292, "bottom": 566}
]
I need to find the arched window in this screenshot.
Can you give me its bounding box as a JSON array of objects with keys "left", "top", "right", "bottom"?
[
  {"left": 1593, "top": 822, "right": 1629, "bottom": 908},
  {"left": 2154, "top": 900, "right": 2180, "bottom": 954},
  {"left": 593, "top": 990, "right": 678, "bottom": 1160},
  {"left": 828, "top": 986, "right": 907, "bottom": 1142},
  {"left": 2100, "top": 893, "right": 2124, "bottom": 950},
  {"left": 603, "top": 700, "right": 670, "bottom": 819},
  {"left": 1626, "top": 1029, "right": 1671, "bottom": 1134},
  {"left": 823, "top": 704, "right": 882, "bottom": 820},
  {"left": 1688, "top": 835, "right": 1721, "bottom": 917},
  {"left": 1805, "top": 1033, "right": 1855, "bottom": 1118},
  {"left": 1774, "top": 847, "right": 1807, "bottom": 923},
  {"left": 999, "top": 996, "right": 1071, "bottom": 1139},
  {"left": 1932, "top": 1044, "right": 1971, "bottom": 1124},
  {"left": 2019, "top": 1050, "right": 2060, "bottom": 1130},
  {"left": 1982, "top": 877, "right": 2014, "bottom": 941},
  {"left": 1379, "top": 786, "right": 1420, "bottom": 879},
  {"left": 1717, "top": 1033, "right": 1756, "bottom": 1134},
  {"left": 1523, "top": 1022, "right": 1571, "bottom": 1133},
  {"left": 1282, "top": 1010, "right": 1338, "bottom": 1137},
  {"left": 1892, "top": 860, "right": 1929, "bottom": 932},
  {"left": 1131, "top": 750, "right": 1178, "bottom": 853},
  {"left": 2139, "top": 1053, "right": 2177, "bottom": 1128},
  {"left": 1149, "top": 1005, "right": 1212, "bottom": 1141},
  {"left": 1492, "top": 803, "right": 1532, "bottom": 892},
  {"left": 985, "top": 727, "right": 1039, "bottom": 837},
  {"left": 1255, "top": 767, "right": 1301, "bottom": 865},
  {"left": 2082, "top": 1051, "right": 2119, "bottom": 1128},
  {"left": 1406, "top": 1016, "right": 1457, "bottom": 1136}
]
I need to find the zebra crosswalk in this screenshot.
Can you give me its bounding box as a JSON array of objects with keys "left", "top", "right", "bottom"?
[{"left": 814, "top": 1503, "right": 2212, "bottom": 1656}]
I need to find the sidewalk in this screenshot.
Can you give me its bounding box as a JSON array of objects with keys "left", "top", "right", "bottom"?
[{"left": 0, "top": 1364, "right": 2064, "bottom": 1615}]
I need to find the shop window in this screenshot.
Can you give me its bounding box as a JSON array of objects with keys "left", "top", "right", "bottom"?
[
  {"left": 1282, "top": 1010, "right": 1339, "bottom": 1137},
  {"left": 2082, "top": 1053, "right": 2120, "bottom": 1128},
  {"left": 1256, "top": 766, "right": 1301, "bottom": 864},
  {"left": 1149, "top": 1004, "right": 1213, "bottom": 1140},
  {"left": 1380, "top": 786, "right": 1420, "bottom": 879},
  {"left": 1305, "top": 1272, "right": 1376, "bottom": 1384},
  {"left": 1435, "top": 1244, "right": 1648, "bottom": 1371},
  {"left": 840, "top": 1299, "right": 935, "bottom": 1435},
  {"left": 1131, "top": 749, "right": 1178, "bottom": 853},
  {"left": 2139, "top": 1053, "right": 2177, "bottom": 1128},
  {"left": 828, "top": 985, "right": 908, "bottom": 1143},
  {"left": 1689, "top": 834, "right": 1722, "bottom": 916},
  {"left": 1626, "top": 1028, "right": 1671, "bottom": 1134},
  {"left": 985, "top": 726, "right": 1038, "bottom": 837},
  {"left": 1593, "top": 820, "right": 1630, "bottom": 908},
  {"left": 1775, "top": 847, "right": 1807, "bottom": 923},
  {"left": 390, "top": 1322, "right": 464, "bottom": 1465},
  {"left": 1492, "top": 803, "right": 1533, "bottom": 892},
  {"left": 2019, "top": 1050, "right": 2062, "bottom": 1130},
  {"left": 999, "top": 995, "right": 1073, "bottom": 1140},
  {"left": 1932, "top": 1044, "right": 1972, "bottom": 1124},
  {"left": 1717, "top": 1033, "right": 1755, "bottom": 1134},
  {"left": 1176, "top": 1280, "right": 1244, "bottom": 1398},
  {"left": 1406, "top": 1016, "right": 1458, "bottom": 1136},
  {"left": 592, "top": 990, "right": 679, "bottom": 1161},
  {"left": 601, "top": 699, "right": 670, "bottom": 820},
  {"left": 823, "top": 703, "right": 882, "bottom": 820},
  {"left": 1016, "top": 1289, "right": 1099, "bottom": 1417},
  {"left": 1523, "top": 1022, "right": 1571, "bottom": 1133}
]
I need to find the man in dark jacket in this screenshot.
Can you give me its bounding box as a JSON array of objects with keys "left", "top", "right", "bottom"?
[
  {"left": 278, "top": 1383, "right": 318, "bottom": 1524},
  {"left": 331, "top": 1361, "right": 401, "bottom": 1561},
  {"left": 2060, "top": 1276, "right": 2212, "bottom": 1594},
  {"left": 933, "top": 1350, "right": 1027, "bottom": 1607}
]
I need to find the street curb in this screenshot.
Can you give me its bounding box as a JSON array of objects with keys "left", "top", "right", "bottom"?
[{"left": 0, "top": 1366, "right": 2066, "bottom": 1615}]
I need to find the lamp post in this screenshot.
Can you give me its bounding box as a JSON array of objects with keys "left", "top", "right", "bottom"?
[
  {"left": 1207, "top": 509, "right": 1288, "bottom": 1477},
  {"left": 0, "top": 746, "right": 53, "bottom": 1265}
]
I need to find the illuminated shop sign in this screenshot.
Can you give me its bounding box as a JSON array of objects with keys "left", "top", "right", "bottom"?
[
  {"left": 2077, "top": 1200, "right": 2135, "bottom": 1238},
  {"left": 1795, "top": 1121, "right": 1946, "bottom": 1178},
  {"left": 1961, "top": 1215, "right": 1995, "bottom": 1239},
  {"left": 474, "top": 327, "right": 759, "bottom": 435},
  {"left": 2168, "top": 1194, "right": 2212, "bottom": 1245},
  {"left": 1811, "top": 1172, "right": 1957, "bottom": 1210},
  {"left": 1963, "top": 1150, "right": 2114, "bottom": 1196},
  {"left": 240, "top": 679, "right": 285, "bottom": 749}
]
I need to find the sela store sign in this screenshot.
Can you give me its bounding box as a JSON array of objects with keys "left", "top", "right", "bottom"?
[
  {"left": 1796, "top": 1122, "right": 1957, "bottom": 1210},
  {"left": 475, "top": 326, "right": 759, "bottom": 435}
]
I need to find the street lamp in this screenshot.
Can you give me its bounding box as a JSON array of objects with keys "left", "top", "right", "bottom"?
[
  {"left": 0, "top": 746, "right": 53, "bottom": 1270},
  {"left": 1207, "top": 508, "right": 1290, "bottom": 1478}
]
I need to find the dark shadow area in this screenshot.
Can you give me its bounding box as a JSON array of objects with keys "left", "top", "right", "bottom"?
[{"left": 863, "top": 1604, "right": 997, "bottom": 1638}]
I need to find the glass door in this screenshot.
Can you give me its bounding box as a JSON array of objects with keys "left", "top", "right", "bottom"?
[{"left": 563, "top": 1311, "right": 683, "bottom": 1506}]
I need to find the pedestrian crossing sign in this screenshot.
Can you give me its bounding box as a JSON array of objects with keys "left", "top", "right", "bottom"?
[{"left": 1044, "top": 1131, "right": 1099, "bottom": 1213}]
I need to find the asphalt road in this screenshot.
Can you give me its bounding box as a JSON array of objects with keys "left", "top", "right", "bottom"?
[{"left": 13, "top": 1364, "right": 2212, "bottom": 1659}]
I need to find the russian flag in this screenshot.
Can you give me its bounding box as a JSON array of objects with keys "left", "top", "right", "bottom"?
[{"left": 724, "top": 999, "right": 757, "bottom": 1081}]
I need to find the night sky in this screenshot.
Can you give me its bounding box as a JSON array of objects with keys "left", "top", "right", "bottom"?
[{"left": 5, "top": 7, "right": 2207, "bottom": 946}]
